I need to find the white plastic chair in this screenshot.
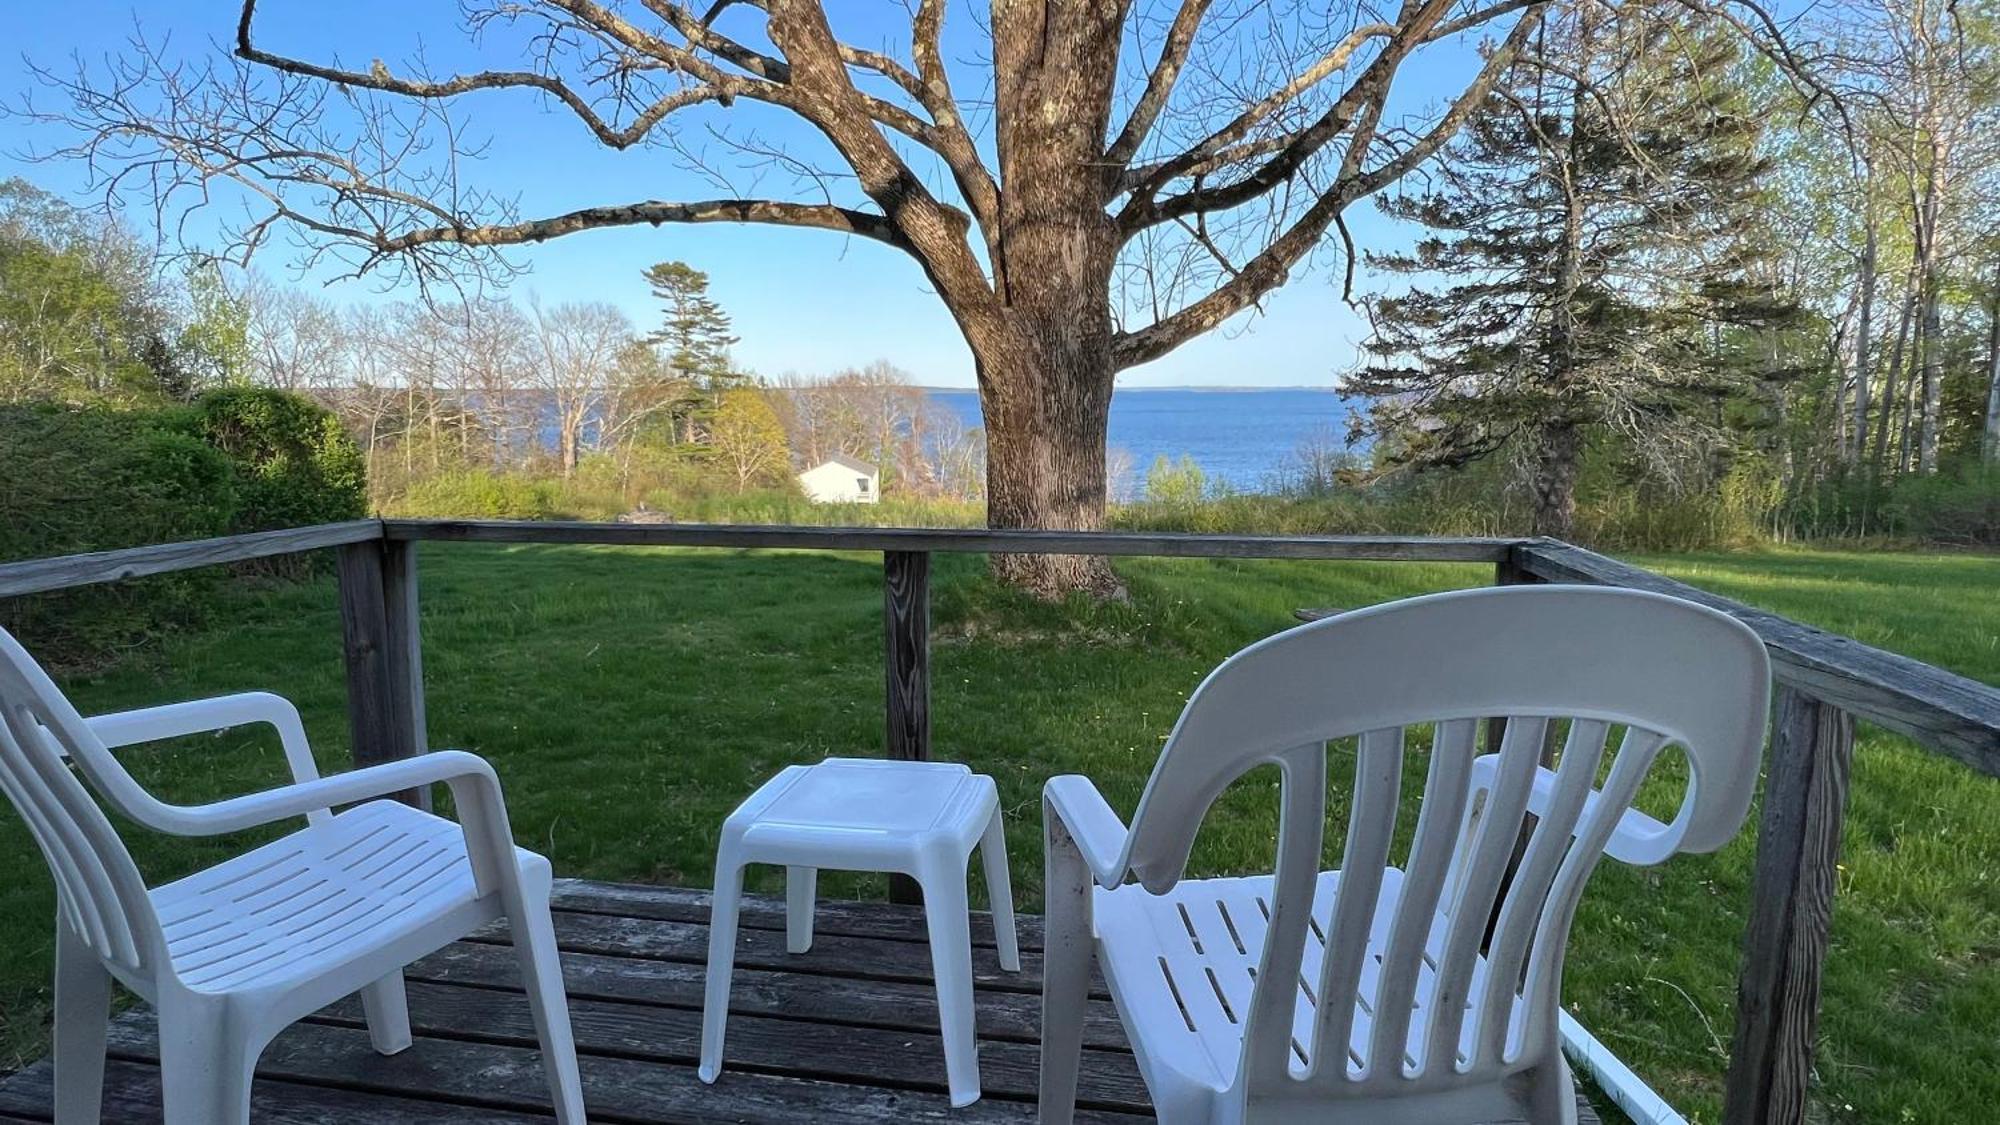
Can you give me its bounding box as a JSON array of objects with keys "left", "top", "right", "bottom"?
[
  {"left": 0, "top": 626, "right": 587, "bottom": 1124},
  {"left": 1038, "top": 585, "right": 1771, "bottom": 1124}
]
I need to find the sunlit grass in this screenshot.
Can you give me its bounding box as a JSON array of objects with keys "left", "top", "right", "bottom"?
[{"left": 0, "top": 542, "right": 1992, "bottom": 1123}]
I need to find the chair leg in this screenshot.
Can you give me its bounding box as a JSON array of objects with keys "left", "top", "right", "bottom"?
[
  {"left": 786, "top": 866, "right": 817, "bottom": 954},
  {"left": 52, "top": 920, "right": 109, "bottom": 1125},
  {"left": 512, "top": 878, "right": 588, "bottom": 1125},
  {"left": 978, "top": 807, "right": 1021, "bottom": 972},
  {"left": 359, "top": 970, "right": 413, "bottom": 1055},
  {"left": 699, "top": 851, "right": 745, "bottom": 1084},
  {"left": 1038, "top": 810, "right": 1095, "bottom": 1125},
  {"left": 156, "top": 996, "right": 257, "bottom": 1125},
  {"left": 917, "top": 855, "right": 981, "bottom": 1108}
]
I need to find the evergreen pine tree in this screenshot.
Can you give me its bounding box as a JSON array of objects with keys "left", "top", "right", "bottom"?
[
  {"left": 642, "top": 261, "right": 739, "bottom": 389},
  {"left": 1346, "top": 2, "right": 1799, "bottom": 537}
]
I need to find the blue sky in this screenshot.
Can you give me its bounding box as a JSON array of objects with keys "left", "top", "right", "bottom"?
[{"left": 0, "top": 2, "right": 1461, "bottom": 388}]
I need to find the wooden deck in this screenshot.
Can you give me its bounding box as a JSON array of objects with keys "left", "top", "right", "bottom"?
[{"left": 0, "top": 879, "right": 1599, "bottom": 1123}]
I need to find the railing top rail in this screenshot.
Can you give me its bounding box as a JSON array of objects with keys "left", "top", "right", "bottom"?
[
  {"left": 1515, "top": 540, "right": 2000, "bottom": 778},
  {"left": 381, "top": 518, "right": 1525, "bottom": 561},
  {"left": 2, "top": 518, "right": 1994, "bottom": 777},
  {"left": 0, "top": 520, "right": 383, "bottom": 599}
]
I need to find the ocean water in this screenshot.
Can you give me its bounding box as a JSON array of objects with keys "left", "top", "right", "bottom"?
[{"left": 927, "top": 387, "right": 1360, "bottom": 497}]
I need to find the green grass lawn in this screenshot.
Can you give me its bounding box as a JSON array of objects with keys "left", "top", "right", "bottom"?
[{"left": 0, "top": 542, "right": 1994, "bottom": 1123}]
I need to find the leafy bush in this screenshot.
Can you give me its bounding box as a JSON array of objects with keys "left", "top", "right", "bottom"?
[
  {"left": 1143, "top": 455, "right": 1211, "bottom": 509},
  {"left": 0, "top": 404, "right": 240, "bottom": 665},
  {"left": 195, "top": 386, "right": 366, "bottom": 530},
  {"left": 1874, "top": 460, "right": 2000, "bottom": 546},
  {"left": 392, "top": 470, "right": 569, "bottom": 520}
]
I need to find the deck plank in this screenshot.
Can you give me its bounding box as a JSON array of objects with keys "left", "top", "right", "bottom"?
[
  {"left": 101, "top": 1015, "right": 1149, "bottom": 1124},
  {"left": 480, "top": 909, "right": 1075, "bottom": 995},
  {"left": 407, "top": 939, "right": 1133, "bottom": 1049},
  {"left": 0, "top": 880, "right": 1601, "bottom": 1122},
  {"left": 0, "top": 1056, "right": 555, "bottom": 1123},
  {"left": 309, "top": 980, "right": 1152, "bottom": 1109},
  {"left": 550, "top": 877, "right": 1047, "bottom": 951}
]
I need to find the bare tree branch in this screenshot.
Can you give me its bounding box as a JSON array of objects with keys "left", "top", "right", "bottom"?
[
  {"left": 1103, "top": 0, "right": 1213, "bottom": 171},
  {"left": 1112, "top": 6, "right": 1546, "bottom": 368}
]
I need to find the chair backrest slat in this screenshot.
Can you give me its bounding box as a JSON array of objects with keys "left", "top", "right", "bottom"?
[
  {"left": 1361, "top": 716, "right": 1480, "bottom": 1080},
  {"left": 1472, "top": 718, "right": 1613, "bottom": 1065},
  {"left": 0, "top": 628, "right": 163, "bottom": 972},
  {"left": 1515, "top": 727, "right": 1668, "bottom": 1056},
  {"left": 1419, "top": 715, "right": 1548, "bottom": 1077},
  {"left": 1303, "top": 726, "right": 1404, "bottom": 1081},
  {"left": 1115, "top": 585, "right": 1769, "bottom": 1108},
  {"left": 1241, "top": 745, "right": 1328, "bottom": 1084}
]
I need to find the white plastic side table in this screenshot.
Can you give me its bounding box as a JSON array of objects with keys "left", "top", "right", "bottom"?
[{"left": 698, "top": 757, "right": 1020, "bottom": 1106}]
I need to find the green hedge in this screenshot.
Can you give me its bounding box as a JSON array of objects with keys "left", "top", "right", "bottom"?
[
  {"left": 196, "top": 387, "right": 367, "bottom": 530},
  {"left": 0, "top": 392, "right": 366, "bottom": 667}
]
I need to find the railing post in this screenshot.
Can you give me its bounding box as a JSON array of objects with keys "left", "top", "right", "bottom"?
[
  {"left": 1723, "top": 686, "right": 1854, "bottom": 1125},
  {"left": 1487, "top": 549, "right": 1545, "bottom": 756},
  {"left": 338, "top": 536, "right": 429, "bottom": 808},
  {"left": 883, "top": 549, "right": 931, "bottom": 904}
]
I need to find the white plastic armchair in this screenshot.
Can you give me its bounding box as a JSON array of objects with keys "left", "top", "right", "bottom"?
[
  {"left": 1038, "top": 585, "right": 1771, "bottom": 1125},
  {"left": 0, "top": 626, "right": 586, "bottom": 1124}
]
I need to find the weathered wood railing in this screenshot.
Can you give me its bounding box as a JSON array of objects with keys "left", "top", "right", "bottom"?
[{"left": 3, "top": 519, "right": 1996, "bottom": 1125}]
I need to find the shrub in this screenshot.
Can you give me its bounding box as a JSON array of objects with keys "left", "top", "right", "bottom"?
[
  {"left": 1875, "top": 460, "right": 2000, "bottom": 546},
  {"left": 1143, "top": 455, "right": 1210, "bottom": 509},
  {"left": 195, "top": 386, "right": 366, "bottom": 531},
  {"left": 393, "top": 470, "right": 568, "bottom": 520},
  {"left": 0, "top": 404, "right": 240, "bottom": 666}
]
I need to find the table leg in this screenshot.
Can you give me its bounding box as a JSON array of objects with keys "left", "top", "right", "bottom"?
[
  {"left": 786, "top": 866, "right": 817, "bottom": 953},
  {"left": 979, "top": 809, "right": 1021, "bottom": 972},
  {"left": 917, "top": 855, "right": 980, "bottom": 1107}
]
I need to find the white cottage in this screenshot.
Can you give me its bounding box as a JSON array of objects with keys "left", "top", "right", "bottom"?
[{"left": 797, "top": 454, "right": 880, "bottom": 504}]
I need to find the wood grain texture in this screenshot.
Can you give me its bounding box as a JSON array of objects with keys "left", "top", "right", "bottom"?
[
  {"left": 1722, "top": 688, "right": 1855, "bottom": 1125},
  {"left": 0, "top": 880, "right": 1596, "bottom": 1123},
  {"left": 883, "top": 549, "right": 932, "bottom": 904},
  {"left": 337, "top": 541, "right": 426, "bottom": 807},
  {"left": 548, "top": 878, "right": 1045, "bottom": 950},
  {"left": 1516, "top": 540, "right": 2000, "bottom": 777},
  {"left": 883, "top": 549, "right": 932, "bottom": 764},
  {"left": 0, "top": 1057, "right": 554, "bottom": 1123},
  {"left": 0, "top": 520, "right": 381, "bottom": 598},
  {"left": 384, "top": 518, "right": 1522, "bottom": 561},
  {"left": 383, "top": 538, "right": 429, "bottom": 762}
]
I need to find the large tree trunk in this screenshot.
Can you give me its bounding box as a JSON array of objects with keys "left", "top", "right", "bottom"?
[
  {"left": 979, "top": 1, "right": 1125, "bottom": 598},
  {"left": 980, "top": 337, "right": 1119, "bottom": 597},
  {"left": 1529, "top": 419, "right": 1583, "bottom": 539}
]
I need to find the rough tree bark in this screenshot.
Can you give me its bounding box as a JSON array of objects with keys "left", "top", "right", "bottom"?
[
  {"left": 1531, "top": 8, "right": 1590, "bottom": 541},
  {"left": 1530, "top": 420, "right": 1583, "bottom": 538}
]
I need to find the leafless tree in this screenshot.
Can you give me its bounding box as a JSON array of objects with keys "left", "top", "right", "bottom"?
[
  {"left": 28, "top": 0, "right": 1770, "bottom": 591},
  {"left": 240, "top": 273, "right": 345, "bottom": 393},
  {"left": 526, "top": 298, "right": 637, "bottom": 475}
]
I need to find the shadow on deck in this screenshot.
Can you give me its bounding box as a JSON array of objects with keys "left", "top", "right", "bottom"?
[{"left": 0, "top": 879, "right": 1601, "bottom": 1123}]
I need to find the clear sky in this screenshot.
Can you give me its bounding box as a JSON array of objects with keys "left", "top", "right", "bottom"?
[{"left": 0, "top": 2, "right": 1455, "bottom": 389}]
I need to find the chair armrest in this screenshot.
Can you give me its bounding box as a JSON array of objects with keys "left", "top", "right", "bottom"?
[
  {"left": 87, "top": 692, "right": 320, "bottom": 786},
  {"left": 136, "top": 750, "right": 503, "bottom": 837},
  {"left": 1476, "top": 752, "right": 1681, "bottom": 866},
  {"left": 1043, "top": 775, "right": 1131, "bottom": 889}
]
